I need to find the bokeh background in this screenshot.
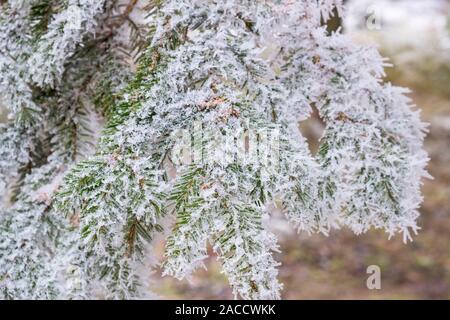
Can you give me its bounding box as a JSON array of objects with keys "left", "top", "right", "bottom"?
[{"left": 1, "top": 0, "right": 449, "bottom": 299}]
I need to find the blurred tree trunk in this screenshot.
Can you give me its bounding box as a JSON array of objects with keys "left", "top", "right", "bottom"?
[
  {"left": 326, "top": 9, "right": 343, "bottom": 33},
  {"left": 325, "top": 2, "right": 346, "bottom": 34}
]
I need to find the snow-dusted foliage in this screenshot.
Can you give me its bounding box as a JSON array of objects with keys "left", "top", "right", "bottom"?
[
  {"left": 0, "top": 1, "right": 39, "bottom": 117},
  {"left": 27, "top": 0, "right": 113, "bottom": 87},
  {"left": 275, "top": 1, "right": 429, "bottom": 241},
  {"left": 0, "top": 0, "right": 428, "bottom": 300},
  {"left": 0, "top": 0, "right": 150, "bottom": 299}
]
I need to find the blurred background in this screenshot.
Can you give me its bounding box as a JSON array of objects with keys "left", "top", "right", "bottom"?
[
  {"left": 152, "top": 0, "right": 450, "bottom": 299},
  {"left": 1, "top": 0, "right": 449, "bottom": 299}
]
